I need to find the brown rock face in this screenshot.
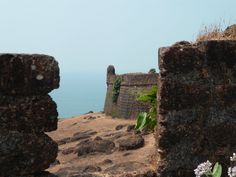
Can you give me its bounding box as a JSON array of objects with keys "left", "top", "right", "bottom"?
[
  {"left": 0, "top": 54, "right": 59, "bottom": 177},
  {"left": 223, "top": 24, "right": 236, "bottom": 39},
  {"left": 157, "top": 40, "right": 236, "bottom": 177},
  {"left": 76, "top": 138, "right": 116, "bottom": 156},
  {"left": 118, "top": 135, "right": 144, "bottom": 150},
  {"left": 0, "top": 131, "right": 58, "bottom": 177},
  {"left": 104, "top": 162, "right": 156, "bottom": 177},
  {"left": 0, "top": 54, "right": 59, "bottom": 95},
  {"left": 0, "top": 95, "right": 58, "bottom": 132}
]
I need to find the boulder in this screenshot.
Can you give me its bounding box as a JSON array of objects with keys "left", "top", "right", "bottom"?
[
  {"left": 118, "top": 135, "right": 144, "bottom": 151},
  {"left": 77, "top": 139, "right": 115, "bottom": 156},
  {"left": 115, "top": 124, "right": 125, "bottom": 130},
  {"left": 61, "top": 147, "right": 75, "bottom": 155},
  {"left": 56, "top": 130, "right": 97, "bottom": 145}
]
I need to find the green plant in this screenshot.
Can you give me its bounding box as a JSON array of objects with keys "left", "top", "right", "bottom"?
[
  {"left": 135, "top": 112, "right": 157, "bottom": 131},
  {"left": 135, "top": 86, "right": 158, "bottom": 131},
  {"left": 148, "top": 68, "right": 156, "bottom": 74},
  {"left": 212, "top": 163, "right": 222, "bottom": 177},
  {"left": 112, "top": 77, "right": 122, "bottom": 103}
]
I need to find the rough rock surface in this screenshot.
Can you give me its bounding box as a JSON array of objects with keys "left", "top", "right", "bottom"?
[
  {"left": 0, "top": 131, "right": 58, "bottom": 177},
  {"left": 0, "top": 95, "right": 58, "bottom": 132},
  {"left": 0, "top": 53, "right": 59, "bottom": 95},
  {"left": 118, "top": 135, "right": 144, "bottom": 150},
  {"left": 56, "top": 130, "right": 97, "bottom": 145},
  {"left": 19, "top": 171, "right": 58, "bottom": 177},
  {"left": 0, "top": 54, "right": 60, "bottom": 177},
  {"left": 104, "top": 162, "right": 156, "bottom": 177},
  {"left": 157, "top": 40, "right": 236, "bottom": 177},
  {"left": 77, "top": 138, "right": 116, "bottom": 156},
  {"left": 47, "top": 113, "right": 156, "bottom": 177},
  {"left": 223, "top": 24, "right": 236, "bottom": 38}
]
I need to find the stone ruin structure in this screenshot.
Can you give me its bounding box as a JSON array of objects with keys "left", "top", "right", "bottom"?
[
  {"left": 104, "top": 65, "right": 159, "bottom": 119},
  {"left": 0, "top": 54, "right": 60, "bottom": 177},
  {"left": 157, "top": 40, "right": 236, "bottom": 176}
]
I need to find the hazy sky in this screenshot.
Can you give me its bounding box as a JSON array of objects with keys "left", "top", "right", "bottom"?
[
  {"left": 0, "top": 0, "right": 235, "bottom": 75},
  {"left": 0, "top": 0, "right": 235, "bottom": 117}
]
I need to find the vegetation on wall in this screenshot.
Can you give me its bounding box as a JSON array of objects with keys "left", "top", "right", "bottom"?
[
  {"left": 135, "top": 86, "right": 158, "bottom": 131},
  {"left": 112, "top": 77, "right": 122, "bottom": 103}
]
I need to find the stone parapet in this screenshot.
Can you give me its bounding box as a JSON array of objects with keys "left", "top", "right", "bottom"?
[
  {"left": 0, "top": 54, "right": 60, "bottom": 177},
  {"left": 157, "top": 40, "right": 236, "bottom": 176}
]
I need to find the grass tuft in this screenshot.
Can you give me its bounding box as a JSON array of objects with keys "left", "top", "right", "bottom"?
[{"left": 196, "top": 22, "right": 236, "bottom": 42}]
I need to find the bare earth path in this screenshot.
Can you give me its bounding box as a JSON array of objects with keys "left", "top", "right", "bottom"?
[{"left": 47, "top": 113, "right": 157, "bottom": 177}]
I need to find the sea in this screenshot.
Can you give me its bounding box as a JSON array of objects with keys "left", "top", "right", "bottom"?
[{"left": 49, "top": 73, "right": 107, "bottom": 118}]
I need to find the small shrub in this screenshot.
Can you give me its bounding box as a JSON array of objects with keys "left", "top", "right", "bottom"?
[
  {"left": 148, "top": 68, "right": 156, "bottom": 74},
  {"left": 135, "top": 86, "right": 158, "bottom": 131},
  {"left": 135, "top": 112, "right": 157, "bottom": 131},
  {"left": 112, "top": 77, "right": 122, "bottom": 103}
]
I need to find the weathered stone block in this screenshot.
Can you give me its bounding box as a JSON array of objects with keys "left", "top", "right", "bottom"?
[
  {"left": 0, "top": 130, "right": 58, "bottom": 177},
  {"left": 158, "top": 45, "right": 204, "bottom": 74},
  {"left": 0, "top": 95, "right": 58, "bottom": 132},
  {"left": 157, "top": 40, "right": 236, "bottom": 177},
  {"left": 0, "top": 54, "right": 59, "bottom": 95}
]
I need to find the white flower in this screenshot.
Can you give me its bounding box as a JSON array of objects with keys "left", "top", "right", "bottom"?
[
  {"left": 230, "top": 153, "right": 236, "bottom": 162},
  {"left": 228, "top": 166, "right": 236, "bottom": 177},
  {"left": 194, "top": 160, "right": 212, "bottom": 177}
]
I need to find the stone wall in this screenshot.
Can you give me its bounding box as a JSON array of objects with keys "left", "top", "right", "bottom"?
[
  {"left": 157, "top": 41, "right": 236, "bottom": 177},
  {"left": 104, "top": 66, "right": 159, "bottom": 119},
  {"left": 0, "top": 54, "right": 59, "bottom": 177}
]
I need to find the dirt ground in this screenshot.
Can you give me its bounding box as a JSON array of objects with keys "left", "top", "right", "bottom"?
[{"left": 47, "top": 113, "right": 157, "bottom": 177}]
